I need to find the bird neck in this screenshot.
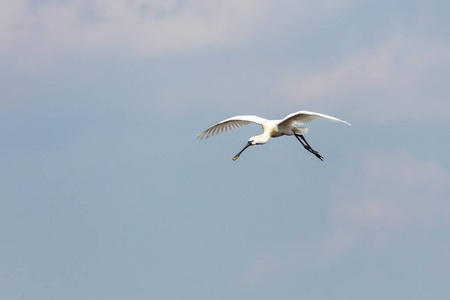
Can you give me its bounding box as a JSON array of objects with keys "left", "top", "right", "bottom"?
[{"left": 255, "top": 134, "right": 270, "bottom": 145}]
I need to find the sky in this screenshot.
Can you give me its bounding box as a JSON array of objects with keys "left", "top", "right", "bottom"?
[{"left": 1, "top": 0, "right": 450, "bottom": 299}]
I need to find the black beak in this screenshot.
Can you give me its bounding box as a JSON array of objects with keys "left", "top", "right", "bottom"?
[{"left": 232, "top": 141, "right": 252, "bottom": 161}]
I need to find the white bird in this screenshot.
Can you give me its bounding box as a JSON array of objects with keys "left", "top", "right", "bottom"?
[{"left": 197, "top": 110, "right": 351, "bottom": 161}]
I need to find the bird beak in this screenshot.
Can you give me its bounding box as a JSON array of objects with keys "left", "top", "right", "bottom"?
[{"left": 232, "top": 141, "right": 252, "bottom": 161}]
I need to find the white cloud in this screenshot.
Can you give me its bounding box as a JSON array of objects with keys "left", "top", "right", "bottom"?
[
  {"left": 277, "top": 34, "right": 450, "bottom": 121},
  {"left": 304, "top": 149, "right": 450, "bottom": 256},
  {"left": 238, "top": 149, "right": 450, "bottom": 280},
  {"left": 0, "top": 0, "right": 274, "bottom": 59},
  {"left": 240, "top": 252, "right": 283, "bottom": 286},
  {"left": 0, "top": 0, "right": 360, "bottom": 64},
  {"left": 239, "top": 247, "right": 312, "bottom": 286},
  {"left": 321, "top": 230, "right": 356, "bottom": 258},
  {"left": 332, "top": 149, "right": 450, "bottom": 231}
]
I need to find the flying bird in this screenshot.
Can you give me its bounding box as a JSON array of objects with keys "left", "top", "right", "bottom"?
[{"left": 197, "top": 110, "right": 350, "bottom": 161}]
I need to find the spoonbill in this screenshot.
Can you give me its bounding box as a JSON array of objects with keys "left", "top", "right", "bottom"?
[{"left": 197, "top": 110, "right": 350, "bottom": 161}]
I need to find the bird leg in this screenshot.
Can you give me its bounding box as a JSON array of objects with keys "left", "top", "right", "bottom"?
[{"left": 294, "top": 134, "right": 323, "bottom": 161}]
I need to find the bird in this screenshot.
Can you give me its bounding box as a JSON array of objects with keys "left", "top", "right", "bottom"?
[{"left": 197, "top": 110, "right": 351, "bottom": 161}]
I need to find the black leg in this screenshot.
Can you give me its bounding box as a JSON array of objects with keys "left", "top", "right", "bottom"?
[{"left": 294, "top": 134, "right": 324, "bottom": 161}]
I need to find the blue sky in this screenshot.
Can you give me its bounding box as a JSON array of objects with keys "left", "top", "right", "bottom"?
[{"left": 1, "top": 0, "right": 450, "bottom": 299}]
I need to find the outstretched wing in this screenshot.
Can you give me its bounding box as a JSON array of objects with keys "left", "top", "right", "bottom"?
[
  {"left": 278, "top": 110, "right": 351, "bottom": 127},
  {"left": 197, "top": 115, "right": 266, "bottom": 139}
]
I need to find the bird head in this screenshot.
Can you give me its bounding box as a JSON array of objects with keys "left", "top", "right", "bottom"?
[
  {"left": 232, "top": 135, "right": 269, "bottom": 161},
  {"left": 248, "top": 136, "right": 258, "bottom": 145},
  {"left": 249, "top": 134, "right": 269, "bottom": 145}
]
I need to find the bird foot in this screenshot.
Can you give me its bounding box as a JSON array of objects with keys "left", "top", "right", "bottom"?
[
  {"left": 314, "top": 152, "right": 324, "bottom": 161},
  {"left": 304, "top": 146, "right": 323, "bottom": 161}
]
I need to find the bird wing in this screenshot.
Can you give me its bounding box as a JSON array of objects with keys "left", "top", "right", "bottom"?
[
  {"left": 197, "top": 115, "right": 266, "bottom": 139},
  {"left": 278, "top": 110, "right": 351, "bottom": 127}
]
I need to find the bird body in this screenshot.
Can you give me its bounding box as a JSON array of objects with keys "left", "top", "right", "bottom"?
[{"left": 197, "top": 110, "right": 350, "bottom": 161}]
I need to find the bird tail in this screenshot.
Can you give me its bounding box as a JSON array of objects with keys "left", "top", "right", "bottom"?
[{"left": 293, "top": 127, "right": 309, "bottom": 135}]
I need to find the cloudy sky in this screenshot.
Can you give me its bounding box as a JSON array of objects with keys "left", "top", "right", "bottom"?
[{"left": 1, "top": 0, "right": 450, "bottom": 299}]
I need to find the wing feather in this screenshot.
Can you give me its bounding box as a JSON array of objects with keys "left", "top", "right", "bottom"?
[
  {"left": 278, "top": 110, "right": 351, "bottom": 127},
  {"left": 197, "top": 115, "right": 266, "bottom": 139}
]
